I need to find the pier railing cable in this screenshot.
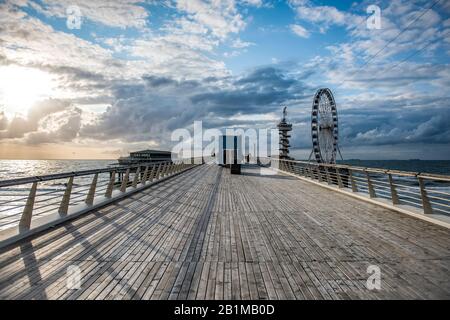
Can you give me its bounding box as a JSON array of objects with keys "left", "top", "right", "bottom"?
[
  {"left": 0, "top": 159, "right": 201, "bottom": 247},
  {"left": 261, "top": 158, "right": 450, "bottom": 218}
]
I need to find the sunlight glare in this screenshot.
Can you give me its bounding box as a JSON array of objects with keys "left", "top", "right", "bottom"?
[{"left": 0, "top": 65, "right": 55, "bottom": 115}]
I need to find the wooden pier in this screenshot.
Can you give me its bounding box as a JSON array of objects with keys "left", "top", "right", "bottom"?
[{"left": 0, "top": 164, "right": 449, "bottom": 299}]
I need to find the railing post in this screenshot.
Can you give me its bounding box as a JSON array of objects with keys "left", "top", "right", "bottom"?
[
  {"left": 388, "top": 173, "right": 400, "bottom": 205},
  {"left": 164, "top": 163, "right": 169, "bottom": 175},
  {"left": 366, "top": 171, "right": 376, "bottom": 198},
  {"left": 159, "top": 163, "right": 164, "bottom": 178},
  {"left": 120, "top": 169, "right": 130, "bottom": 192},
  {"left": 132, "top": 167, "right": 140, "bottom": 188},
  {"left": 312, "top": 166, "right": 319, "bottom": 180},
  {"left": 85, "top": 173, "right": 98, "bottom": 206},
  {"left": 155, "top": 163, "right": 162, "bottom": 180},
  {"left": 349, "top": 169, "right": 358, "bottom": 192},
  {"left": 148, "top": 165, "right": 156, "bottom": 182},
  {"left": 302, "top": 164, "right": 307, "bottom": 177},
  {"left": 317, "top": 166, "right": 323, "bottom": 182},
  {"left": 172, "top": 162, "right": 177, "bottom": 174},
  {"left": 335, "top": 168, "right": 344, "bottom": 188},
  {"left": 418, "top": 177, "right": 433, "bottom": 214},
  {"left": 307, "top": 166, "right": 314, "bottom": 179},
  {"left": 291, "top": 163, "right": 298, "bottom": 175},
  {"left": 19, "top": 182, "right": 38, "bottom": 231},
  {"left": 166, "top": 162, "right": 171, "bottom": 173},
  {"left": 105, "top": 171, "right": 116, "bottom": 198},
  {"left": 59, "top": 176, "right": 74, "bottom": 216},
  {"left": 325, "top": 167, "right": 332, "bottom": 185},
  {"left": 141, "top": 166, "right": 149, "bottom": 186}
]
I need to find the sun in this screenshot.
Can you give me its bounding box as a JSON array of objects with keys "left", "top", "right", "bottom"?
[{"left": 0, "top": 65, "right": 55, "bottom": 116}]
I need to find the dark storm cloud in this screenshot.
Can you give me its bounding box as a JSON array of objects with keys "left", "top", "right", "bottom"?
[
  {"left": 143, "top": 75, "right": 201, "bottom": 89},
  {"left": 80, "top": 87, "right": 192, "bottom": 144},
  {"left": 78, "top": 64, "right": 450, "bottom": 152},
  {"left": 78, "top": 66, "right": 314, "bottom": 147},
  {"left": 190, "top": 67, "right": 312, "bottom": 116},
  {"left": 143, "top": 75, "right": 177, "bottom": 88},
  {"left": 287, "top": 96, "right": 450, "bottom": 150},
  {"left": 340, "top": 105, "right": 450, "bottom": 146}
]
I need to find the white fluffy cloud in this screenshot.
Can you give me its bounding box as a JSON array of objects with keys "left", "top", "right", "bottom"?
[
  {"left": 26, "top": 0, "right": 149, "bottom": 29},
  {"left": 290, "top": 24, "right": 310, "bottom": 38},
  {"left": 0, "top": 0, "right": 449, "bottom": 159}
]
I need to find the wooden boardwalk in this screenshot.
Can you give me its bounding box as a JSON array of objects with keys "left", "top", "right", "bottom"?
[{"left": 0, "top": 164, "right": 449, "bottom": 300}]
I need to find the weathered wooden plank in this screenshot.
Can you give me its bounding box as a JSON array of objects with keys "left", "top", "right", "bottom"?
[{"left": 0, "top": 164, "right": 449, "bottom": 300}]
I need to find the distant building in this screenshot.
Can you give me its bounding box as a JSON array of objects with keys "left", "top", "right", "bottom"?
[
  {"left": 277, "top": 107, "right": 292, "bottom": 159},
  {"left": 118, "top": 149, "right": 172, "bottom": 165}
]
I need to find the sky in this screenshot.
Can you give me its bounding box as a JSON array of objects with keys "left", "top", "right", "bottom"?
[{"left": 0, "top": 0, "right": 449, "bottom": 160}]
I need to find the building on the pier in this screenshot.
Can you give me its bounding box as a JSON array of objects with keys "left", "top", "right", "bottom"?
[
  {"left": 118, "top": 149, "right": 172, "bottom": 165},
  {"left": 217, "top": 135, "right": 243, "bottom": 174},
  {"left": 277, "top": 106, "right": 292, "bottom": 160}
]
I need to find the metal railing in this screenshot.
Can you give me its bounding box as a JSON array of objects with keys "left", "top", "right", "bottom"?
[
  {"left": 263, "top": 158, "right": 450, "bottom": 217},
  {"left": 0, "top": 160, "right": 198, "bottom": 235}
]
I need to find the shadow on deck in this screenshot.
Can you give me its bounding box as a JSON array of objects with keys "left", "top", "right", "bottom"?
[{"left": 0, "top": 164, "right": 449, "bottom": 300}]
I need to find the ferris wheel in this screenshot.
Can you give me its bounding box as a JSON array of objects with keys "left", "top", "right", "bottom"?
[{"left": 310, "top": 88, "right": 341, "bottom": 164}]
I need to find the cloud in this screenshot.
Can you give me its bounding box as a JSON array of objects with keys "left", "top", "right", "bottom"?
[
  {"left": 0, "top": 99, "right": 73, "bottom": 140},
  {"left": 0, "top": 112, "right": 7, "bottom": 130},
  {"left": 25, "top": 107, "right": 82, "bottom": 144},
  {"left": 231, "top": 38, "right": 254, "bottom": 48},
  {"left": 0, "top": 0, "right": 449, "bottom": 159},
  {"left": 175, "top": 0, "right": 246, "bottom": 39},
  {"left": 78, "top": 66, "right": 313, "bottom": 147},
  {"left": 241, "top": 0, "right": 263, "bottom": 7},
  {"left": 288, "top": 0, "right": 361, "bottom": 32},
  {"left": 25, "top": 0, "right": 149, "bottom": 29},
  {"left": 290, "top": 24, "right": 310, "bottom": 38},
  {"left": 191, "top": 66, "right": 312, "bottom": 115}
]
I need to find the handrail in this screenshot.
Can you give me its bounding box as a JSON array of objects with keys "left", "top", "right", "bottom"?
[
  {"left": 0, "top": 160, "right": 173, "bottom": 187},
  {"left": 0, "top": 158, "right": 202, "bottom": 247},
  {"left": 261, "top": 157, "right": 450, "bottom": 218},
  {"left": 275, "top": 158, "right": 450, "bottom": 182}
]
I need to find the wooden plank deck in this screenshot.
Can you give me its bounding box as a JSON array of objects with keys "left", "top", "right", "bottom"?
[{"left": 0, "top": 164, "right": 449, "bottom": 300}]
